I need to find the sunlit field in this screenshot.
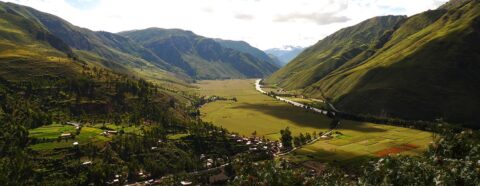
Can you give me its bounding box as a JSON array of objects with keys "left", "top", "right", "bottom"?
[{"left": 196, "top": 79, "right": 432, "bottom": 162}]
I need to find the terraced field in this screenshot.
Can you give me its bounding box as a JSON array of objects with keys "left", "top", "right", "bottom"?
[
  {"left": 28, "top": 123, "right": 142, "bottom": 151},
  {"left": 196, "top": 79, "right": 432, "bottom": 162}
]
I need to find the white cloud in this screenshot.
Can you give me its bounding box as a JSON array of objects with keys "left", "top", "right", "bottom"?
[
  {"left": 274, "top": 12, "right": 350, "bottom": 25},
  {"left": 3, "top": 0, "right": 448, "bottom": 49}
]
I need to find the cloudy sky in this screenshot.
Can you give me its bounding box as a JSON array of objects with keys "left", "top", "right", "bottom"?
[{"left": 5, "top": 0, "right": 448, "bottom": 49}]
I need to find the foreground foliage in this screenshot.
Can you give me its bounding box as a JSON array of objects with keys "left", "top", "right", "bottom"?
[{"left": 231, "top": 126, "right": 480, "bottom": 185}]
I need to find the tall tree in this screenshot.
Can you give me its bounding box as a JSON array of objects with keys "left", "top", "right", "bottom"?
[{"left": 280, "top": 127, "right": 293, "bottom": 150}]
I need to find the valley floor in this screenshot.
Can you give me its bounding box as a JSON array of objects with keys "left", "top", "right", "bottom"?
[{"left": 196, "top": 79, "right": 432, "bottom": 163}]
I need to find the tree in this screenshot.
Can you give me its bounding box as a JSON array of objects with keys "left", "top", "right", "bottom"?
[
  {"left": 329, "top": 119, "right": 340, "bottom": 129},
  {"left": 305, "top": 132, "right": 312, "bottom": 142},
  {"left": 299, "top": 133, "right": 306, "bottom": 145},
  {"left": 293, "top": 137, "right": 301, "bottom": 147},
  {"left": 280, "top": 127, "right": 293, "bottom": 150}
]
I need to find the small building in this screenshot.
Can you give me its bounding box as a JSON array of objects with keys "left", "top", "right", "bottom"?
[
  {"left": 321, "top": 135, "right": 332, "bottom": 139},
  {"left": 60, "top": 133, "right": 72, "bottom": 138},
  {"left": 206, "top": 159, "right": 214, "bottom": 168},
  {"left": 66, "top": 121, "right": 81, "bottom": 127},
  {"left": 181, "top": 181, "right": 192, "bottom": 185},
  {"left": 73, "top": 141, "right": 79, "bottom": 146}
]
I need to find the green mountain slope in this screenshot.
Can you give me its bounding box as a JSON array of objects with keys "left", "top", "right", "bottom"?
[
  {"left": 120, "top": 28, "right": 279, "bottom": 79},
  {"left": 267, "top": 0, "right": 480, "bottom": 125},
  {"left": 267, "top": 15, "right": 407, "bottom": 89},
  {"left": 215, "top": 39, "right": 281, "bottom": 67},
  {"left": 0, "top": 2, "right": 186, "bottom": 85},
  {"left": 0, "top": 2, "right": 81, "bottom": 81}
]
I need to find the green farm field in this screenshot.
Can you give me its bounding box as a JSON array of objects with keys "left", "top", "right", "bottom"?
[
  {"left": 196, "top": 79, "right": 432, "bottom": 162},
  {"left": 28, "top": 123, "right": 142, "bottom": 151}
]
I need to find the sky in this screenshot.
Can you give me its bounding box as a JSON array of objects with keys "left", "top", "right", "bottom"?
[{"left": 5, "top": 0, "right": 448, "bottom": 50}]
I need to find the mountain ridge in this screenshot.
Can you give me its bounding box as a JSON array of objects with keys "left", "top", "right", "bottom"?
[
  {"left": 120, "top": 28, "right": 279, "bottom": 79},
  {"left": 0, "top": 2, "right": 278, "bottom": 83},
  {"left": 267, "top": 0, "right": 480, "bottom": 125}
]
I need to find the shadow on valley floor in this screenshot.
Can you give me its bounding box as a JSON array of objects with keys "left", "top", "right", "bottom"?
[
  {"left": 287, "top": 144, "right": 376, "bottom": 166},
  {"left": 231, "top": 102, "right": 387, "bottom": 133}
]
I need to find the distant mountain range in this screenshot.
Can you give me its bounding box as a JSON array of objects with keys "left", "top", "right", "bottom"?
[
  {"left": 0, "top": 2, "right": 278, "bottom": 82},
  {"left": 119, "top": 28, "right": 279, "bottom": 79},
  {"left": 214, "top": 39, "right": 282, "bottom": 67},
  {"left": 265, "top": 46, "right": 305, "bottom": 66},
  {"left": 267, "top": 0, "right": 480, "bottom": 126}
]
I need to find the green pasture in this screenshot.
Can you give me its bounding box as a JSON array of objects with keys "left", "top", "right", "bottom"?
[
  {"left": 167, "top": 133, "right": 190, "bottom": 140},
  {"left": 28, "top": 124, "right": 120, "bottom": 151},
  {"left": 196, "top": 79, "right": 433, "bottom": 162},
  {"left": 29, "top": 123, "right": 76, "bottom": 139}
]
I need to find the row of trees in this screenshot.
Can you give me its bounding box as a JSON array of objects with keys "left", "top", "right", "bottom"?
[
  {"left": 293, "top": 132, "right": 314, "bottom": 147},
  {"left": 280, "top": 127, "right": 322, "bottom": 151}
]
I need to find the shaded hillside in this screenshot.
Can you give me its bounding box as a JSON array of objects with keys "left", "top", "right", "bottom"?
[
  {"left": 267, "top": 0, "right": 480, "bottom": 125},
  {"left": 215, "top": 39, "right": 281, "bottom": 67},
  {"left": 120, "top": 28, "right": 279, "bottom": 79}
]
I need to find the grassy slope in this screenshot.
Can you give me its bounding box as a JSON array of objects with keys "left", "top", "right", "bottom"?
[
  {"left": 0, "top": 3, "right": 82, "bottom": 81},
  {"left": 0, "top": 2, "right": 188, "bottom": 88},
  {"left": 307, "top": 0, "right": 480, "bottom": 124},
  {"left": 197, "top": 79, "right": 431, "bottom": 162},
  {"left": 266, "top": 15, "right": 407, "bottom": 89},
  {"left": 267, "top": 0, "right": 480, "bottom": 125}
]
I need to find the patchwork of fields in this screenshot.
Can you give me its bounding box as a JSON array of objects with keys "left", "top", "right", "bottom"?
[
  {"left": 196, "top": 79, "right": 432, "bottom": 162},
  {"left": 28, "top": 123, "right": 142, "bottom": 151}
]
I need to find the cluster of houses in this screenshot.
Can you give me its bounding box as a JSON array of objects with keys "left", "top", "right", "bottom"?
[
  {"left": 200, "top": 154, "right": 225, "bottom": 169},
  {"left": 229, "top": 134, "right": 282, "bottom": 155}
]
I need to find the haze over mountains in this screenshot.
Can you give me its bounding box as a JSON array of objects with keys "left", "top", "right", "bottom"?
[
  {"left": 0, "top": 1, "right": 278, "bottom": 83},
  {"left": 265, "top": 46, "right": 305, "bottom": 66},
  {"left": 267, "top": 0, "right": 480, "bottom": 125}
]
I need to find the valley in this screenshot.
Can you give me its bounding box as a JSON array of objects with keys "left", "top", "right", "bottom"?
[
  {"left": 1, "top": 0, "right": 479, "bottom": 185},
  {"left": 196, "top": 79, "right": 432, "bottom": 164}
]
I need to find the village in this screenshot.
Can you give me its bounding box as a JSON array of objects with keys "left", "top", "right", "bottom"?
[
  {"left": 36, "top": 79, "right": 345, "bottom": 186},
  {"left": 50, "top": 117, "right": 338, "bottom": 185}
]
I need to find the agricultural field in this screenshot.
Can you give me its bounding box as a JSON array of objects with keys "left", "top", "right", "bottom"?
[
  {"left": 28, "top": 123, "right": 142, "bottom": 151},
  {"left": 196, "top": 79, "right": 432, "bottom": 163},
  {"left": 29, "top": 123, "right": 77, "bottom": 139}
]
